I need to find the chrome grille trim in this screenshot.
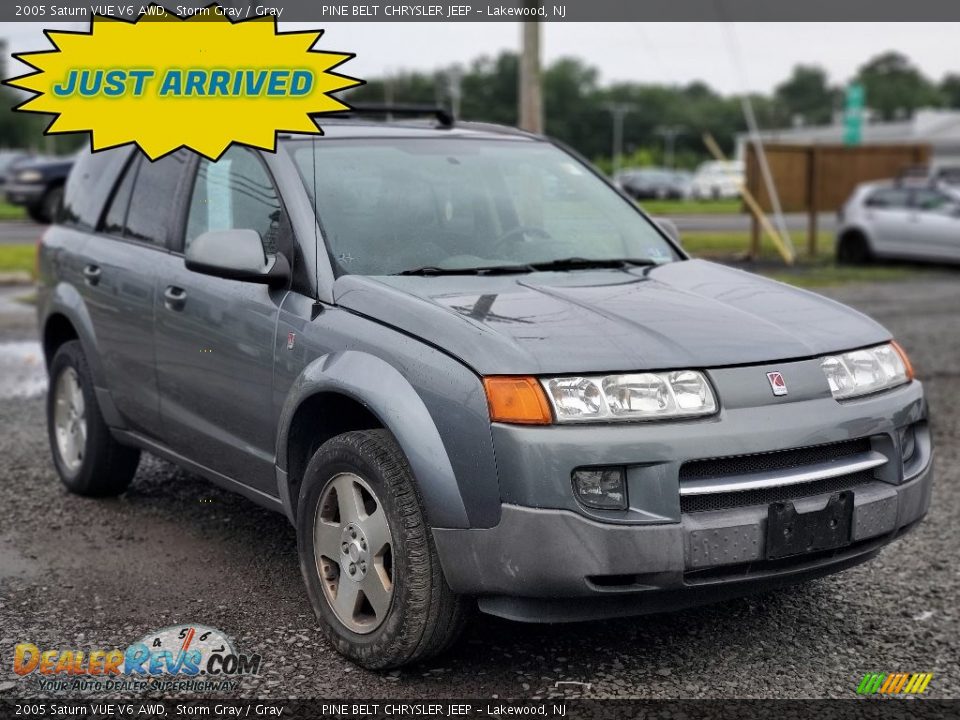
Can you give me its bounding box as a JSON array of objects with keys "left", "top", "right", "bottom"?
[{"left": 679, "top": 451, "right": 887, "bottom": 496}]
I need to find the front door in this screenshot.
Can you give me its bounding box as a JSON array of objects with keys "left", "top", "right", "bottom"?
[{"left": 153, "top": 147, "right": 291, "bottom": 494}]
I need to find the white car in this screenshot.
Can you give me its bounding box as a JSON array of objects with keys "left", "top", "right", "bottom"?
[
  {"left": 836, "top": 180, "right": 960, "bottom": 264},
  {"left": 689, "top": 161, "right": 743, "bottom": 200}
]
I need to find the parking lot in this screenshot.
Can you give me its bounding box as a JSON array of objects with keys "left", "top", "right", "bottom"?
[{"left": 0, "top": 276, "right": 957, "bottom": 700}]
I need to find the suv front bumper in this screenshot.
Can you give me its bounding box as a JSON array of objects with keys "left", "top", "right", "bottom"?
[
  {"left": 433, "top": 369, "right": 932, "bottom": 622},
  {"left": 433, "top": 460, "right": 931, "bottom": 621}
]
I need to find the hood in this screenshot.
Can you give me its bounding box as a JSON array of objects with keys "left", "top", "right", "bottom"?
[{"left": 333, "top": 259, "right": 890, "bottom": 375}]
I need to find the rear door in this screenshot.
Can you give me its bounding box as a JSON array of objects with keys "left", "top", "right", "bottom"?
[
  {"left": 153, "top": 147, "right": 291, "bottom": 494},
  {"left": 69, "top": 150, "right": 189, "bottom": 438}
]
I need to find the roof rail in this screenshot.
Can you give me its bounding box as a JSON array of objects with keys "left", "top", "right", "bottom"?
[{"left": 318, "top": 104, "right": 454, "bottom": 128}]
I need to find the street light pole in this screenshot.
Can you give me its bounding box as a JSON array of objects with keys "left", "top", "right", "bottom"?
[
  {"left": 656, "top": 125, "right": 684, "bottom": 169},
  {"left": 604, "top": 103, "right": 634, "bottom": 178}
]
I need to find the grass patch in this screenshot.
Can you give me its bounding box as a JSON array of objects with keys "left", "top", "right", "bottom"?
[
  {"left": 0, "top": 202, "right": 27, "bottom": 220},
  {"left": 682, "top": 231, "right": 927, "bottom": 288},
  {"left": 639, "top": 198, "right": 743, "bottom": 216},
  {"left": 0, "top": 243, "right": 35, "bottom": 277}
]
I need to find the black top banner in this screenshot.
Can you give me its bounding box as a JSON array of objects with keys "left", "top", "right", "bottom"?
[{"left": 5, "top": 0, "right": 960, "bottom": 22}]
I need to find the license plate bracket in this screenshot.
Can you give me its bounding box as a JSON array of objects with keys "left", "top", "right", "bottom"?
[{"left": 765, "top": 491, "right": 854, "bottom": 560}]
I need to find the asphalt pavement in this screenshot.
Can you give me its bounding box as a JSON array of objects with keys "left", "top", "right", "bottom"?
[
  {"left": 0, "top": 221, "right": 45, "bottom": 245},
  {"left": 0, "top": 279, "right": 957, "bottom": 700},
  {"left": 667, "top": 212, "right": 837, "bottom": 234}
]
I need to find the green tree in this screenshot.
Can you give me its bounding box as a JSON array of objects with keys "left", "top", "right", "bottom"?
[
  {"left": 774, "top": 65, "right": 838, "bottom": 125},
  {"left": 856, "top": 51, "right": 942, "bottom": 120},
  {"left": 940, "top": 74, "right": 960, "bottom": 109}
]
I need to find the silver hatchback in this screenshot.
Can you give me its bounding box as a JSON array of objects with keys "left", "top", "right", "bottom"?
[{"left": 836, "top": 180, "right": 960, "bottom": 264}]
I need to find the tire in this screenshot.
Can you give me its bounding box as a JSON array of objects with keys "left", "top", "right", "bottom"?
[
  {"left": 47, "top": 340, "right": 140, "bottom": 497},
  {"left": 26, "top": 203, "right": 47, "bottom": 224},
  {"left": 297, "top": 429, "right": 469, "bottom": 669},
  {"left": 837, "top": 233, "right": 873, "bottom": 265},
  {"left": 40, "top": 185, "right": 64, "bottom": 224}
]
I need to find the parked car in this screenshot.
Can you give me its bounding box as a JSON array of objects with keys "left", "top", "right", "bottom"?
[
  {"left": 689, "top": 160, "right": 744, "bottom": 200},
  {"left": 4, "top": 154, "right": 74, "bottom": 223},
  {"left": 836, "top": 180, "right": 960, "bottom": 264},
  {"left": 615, "top": 167, "right": 690, "bottom": 200},
  {"left": 0, "top": 150, "right": 33, "bottom": 188},
  {"left": 38, "top": 115, "right": 932, "bottom": 669}
]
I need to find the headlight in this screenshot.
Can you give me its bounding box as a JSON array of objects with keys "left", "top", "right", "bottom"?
[
  {"left": 542, "top": 370, "right": 717, "bottom": 422},
  {"left": 820, "top": 342, "right": 912, "bottom": 400},
  {"left": 15, "top": 170, "right": 43, "bottom": 183}
]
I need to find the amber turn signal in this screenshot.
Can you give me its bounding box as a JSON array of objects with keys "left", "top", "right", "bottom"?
[
  {"left": 891, "top": 340, "right": 915, "bottom": 380},
  {"left": 483, "top": 376, "right": 553, "bottom": 425}
]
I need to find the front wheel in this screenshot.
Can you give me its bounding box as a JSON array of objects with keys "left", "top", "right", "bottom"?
[{"left": 297, "top": 429, "right": 468, "bottom": 669}]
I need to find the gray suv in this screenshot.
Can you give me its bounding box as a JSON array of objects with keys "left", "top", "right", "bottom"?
[{"left": 38, "top": 116, "right": 933, "bottom": 669}]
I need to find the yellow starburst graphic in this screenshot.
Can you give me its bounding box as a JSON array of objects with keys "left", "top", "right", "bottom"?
[{"left": 4, "top": 4, "right": 362, "bottom": 160}]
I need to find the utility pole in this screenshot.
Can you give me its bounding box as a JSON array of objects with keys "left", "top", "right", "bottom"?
[
  {"left": 604, "top": 103, "right": 634, "bottom": 178},
  {"left": 655, "top": 125, "right": 684, "bottom": 169},
  {"left": 518, "top": 20, "right": 543, "bottom": 133},
  {"left": 447, "top": 65, "right": 463, "bottom": 120}
]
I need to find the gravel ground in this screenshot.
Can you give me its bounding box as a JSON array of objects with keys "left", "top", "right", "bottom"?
[{"left": 0, "top": 278, "right": 957, "bottom": 700}]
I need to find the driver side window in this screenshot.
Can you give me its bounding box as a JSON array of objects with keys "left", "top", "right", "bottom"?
[{"left": 185, "top": 147, "right": 285, "bottom": 257}]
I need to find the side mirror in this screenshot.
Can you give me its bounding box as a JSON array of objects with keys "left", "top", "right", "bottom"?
[
  {"left": 185, "top": 229, "right": 289, "bottom": 286},
  {"left": 655, "top": 217, "right": 682, "bottom": 246}
]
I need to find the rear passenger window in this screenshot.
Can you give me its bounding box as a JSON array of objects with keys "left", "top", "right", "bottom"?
[
  {"left": 60, "top": 148, "right": 133, "bottom": 230},
  {"left": 865, "top": 189, "right": 911, "bottom": 209},
  {"left": 100, "top": 157, "right": 138, "bottom": 236},
  {"left": 124, "top": 151, "right": 189, "bottom": 245},
  {"left": 185, "top": 147, "right": 285, "bottom": 257}
]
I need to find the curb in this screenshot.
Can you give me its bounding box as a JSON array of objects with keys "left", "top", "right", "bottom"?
[{"left": 0, "top": 272, "right": 33, "bottom": 287}]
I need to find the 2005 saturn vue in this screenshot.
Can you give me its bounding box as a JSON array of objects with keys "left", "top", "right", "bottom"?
[{"left": 37, "top": 112, "right": 933, "bottom": 669}]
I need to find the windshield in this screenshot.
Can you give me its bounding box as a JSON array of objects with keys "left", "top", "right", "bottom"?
[{"left": 289, "top": 137, "right": 680, "bottom": 276}]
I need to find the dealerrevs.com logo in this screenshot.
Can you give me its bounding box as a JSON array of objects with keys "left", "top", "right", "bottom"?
[{"left": 13, "top": 624, "right": 261, "bottom": 693}]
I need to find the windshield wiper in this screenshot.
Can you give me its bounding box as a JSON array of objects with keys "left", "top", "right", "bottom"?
[
  {"left": 393, "top": 263, "right": 535, "bottom": 277},
  {"left": 528, "top": 257, "right": 660, "bottom": 271}
]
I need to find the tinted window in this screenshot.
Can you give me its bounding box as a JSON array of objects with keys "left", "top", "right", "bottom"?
[
  {"left": 99, "top": 157, "right": 138, "bottom": 236},
  {"left": 865, "top": 188, "right": 911, "bottom": 209},
  {"left": 185, "top": 148, "right": 284, "bottom": 257},
  {"left": 124, "top": 151, "right": 189, "bottom": 245},
  {"left": 60, "top": 148, "right": 132, "bottom": 230}
]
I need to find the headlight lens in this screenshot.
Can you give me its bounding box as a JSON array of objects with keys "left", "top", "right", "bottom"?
[
  {"left": 15, "top": 170, "right": 43, "bottom": 183},
  {"left": 542, "top": 370, "right": 716, "bottom": 422},
  {"left": 820, "top": 343, "right": 911, "bottom": 399}
]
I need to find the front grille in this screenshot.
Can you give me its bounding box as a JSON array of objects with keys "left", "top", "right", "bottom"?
[
  {"left": 679, "top": 438, "right": 871, "bottom": 482},
  {"left": 679, "top": 438, "right": 875, "bottom": 514},
  {"left": 679, "top": 469, "right": 874, "bottom": 513}
]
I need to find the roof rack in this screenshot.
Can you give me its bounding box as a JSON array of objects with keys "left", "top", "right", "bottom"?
[{"left": 317, "top": 104, "right": 454, "bottom": 128}]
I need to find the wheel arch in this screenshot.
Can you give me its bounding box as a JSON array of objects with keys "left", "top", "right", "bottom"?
[
  {"left": 276, "top": 351, "right": 471, "bottom": 530},
  {"left": 40, "top": 283, "right": 124, "bottom": 428}
]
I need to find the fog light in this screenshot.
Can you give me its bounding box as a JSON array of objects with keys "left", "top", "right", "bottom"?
[
  {"left": 899, "top": 425, "right": 917, "bottom": 463},
  {"left": 572, "top": 467, "right": 627, "bottom": 510}
]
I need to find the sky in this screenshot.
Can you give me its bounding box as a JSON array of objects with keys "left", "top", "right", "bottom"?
[{"left": 3, "top": 22, "right": 959, "bottom": 94}]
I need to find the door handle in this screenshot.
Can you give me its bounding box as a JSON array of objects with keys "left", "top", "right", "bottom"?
[
  {"left": 82, "top": 264, "right": 101, "bottom": 286},
  {"left": 163, "top": 285, "right": 187, "bottom": 311}
]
